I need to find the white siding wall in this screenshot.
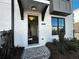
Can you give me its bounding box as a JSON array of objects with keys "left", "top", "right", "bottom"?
[
  {"left": 65, "top": 14, "right": 73, "bottom": 39},
  {"left": 14, "top": 0, "right": 27, "bottom": 47},
  {"left": 14, "top": 0, "right": 73, "bottom": 49},
  {"left": 0, "top": 0, "right": 11, "bottom": 31}
]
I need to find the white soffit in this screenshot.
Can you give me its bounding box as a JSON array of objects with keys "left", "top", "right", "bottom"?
[
  {"left": 20, "top": 0, "right": 48, "bottom": 12},
  {"left": 34, "top": 0, "right": 50, "bottom": 4}
]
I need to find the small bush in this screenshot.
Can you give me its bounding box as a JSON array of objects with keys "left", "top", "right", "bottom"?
[
  {"left": 53, "top": 37, "right": 79, "bottom": 54},
  {"left": 70, "top": 37, "right": 77, "bottom": 42},
  {"left": 65, "top": 42, "right": 77, "bottom": 51}
]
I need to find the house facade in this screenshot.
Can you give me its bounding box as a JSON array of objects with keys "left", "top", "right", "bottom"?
[
  {"left": 74, "top": 22, "right": 79, "bottom": 40},
  {"left": 0, "top": 0, "right": 73, "bottom": 49}
]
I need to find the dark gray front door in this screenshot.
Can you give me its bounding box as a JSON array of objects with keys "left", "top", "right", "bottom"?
[{"left": 28, "top": 15, "right": 38, "bottom": 44}]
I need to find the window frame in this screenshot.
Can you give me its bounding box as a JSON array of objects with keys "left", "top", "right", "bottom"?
[{"left": 51, "top": 17, "right": 65, "bottom": 35}]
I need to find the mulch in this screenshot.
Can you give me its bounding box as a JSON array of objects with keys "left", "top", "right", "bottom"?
[{"left": 46, "top": 42, "right": 79, "bottom": 59}]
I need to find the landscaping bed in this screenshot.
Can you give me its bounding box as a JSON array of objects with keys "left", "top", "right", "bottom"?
[
  {"left": 0, "top": 47, "right": 24, "bottom": 59},
  {"left": 46, "top": 42, "right": 79, "bottom": 59}
]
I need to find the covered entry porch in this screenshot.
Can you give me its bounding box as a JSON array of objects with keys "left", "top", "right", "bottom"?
[{"left": 14, "top": 0, "right": 49, "bottom": 48}]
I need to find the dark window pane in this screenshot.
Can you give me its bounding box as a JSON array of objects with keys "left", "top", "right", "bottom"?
[
  {"left": 51, "top": 17, "right": 65, "bottom": 35},
  {"left": 59, "top": 18, "right": 64, "bottom": 27},
  {"left": 51, "top": 17, "right": 58, "bottom": 26},
  {"left": 52, "top": 27, "right": 58, "bottom": 35}
]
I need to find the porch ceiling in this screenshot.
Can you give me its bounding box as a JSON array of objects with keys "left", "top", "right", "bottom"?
[{"left": 20, "top": 0, "right": 48, "bottom": 12}]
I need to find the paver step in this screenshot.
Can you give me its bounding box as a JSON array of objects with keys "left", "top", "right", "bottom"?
[{"left": 21, "top": 46, "right": 50, "bottom": 59}]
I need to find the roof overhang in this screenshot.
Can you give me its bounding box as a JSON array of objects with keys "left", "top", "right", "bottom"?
[
  {"left": 17, "top": 0, "right": 48, "bottom": 20},
  {"left": 20, "top": 0, "right": 48, "bottom": 12}
]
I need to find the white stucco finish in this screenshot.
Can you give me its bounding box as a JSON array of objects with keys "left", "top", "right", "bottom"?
[
  {"left": 0, "top": 0, "right": 11, "bottom": 31},
  {"left": 14, "top": 0, "right": 27, "bottom": 47},
  {"left": 65, "top": 14, "right": 74, "bottom": 39}
]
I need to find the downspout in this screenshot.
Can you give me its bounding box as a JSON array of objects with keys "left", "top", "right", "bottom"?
[{"left": 11, "top": 0, "right": 14, "bottom": 47}]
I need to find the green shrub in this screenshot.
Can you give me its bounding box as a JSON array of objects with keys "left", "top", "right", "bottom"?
[
  {"left": 52, "top": 32, "right": 79, "bottom": 54},
  {"left": 65, "top": 42, "right": 77, "bottom": 51}
]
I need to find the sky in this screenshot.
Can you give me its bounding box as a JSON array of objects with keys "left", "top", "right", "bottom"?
[
  {"left": 72, "top": 0, "right": 79, "bottom": 22},
  {"left": 72, "top": 0, "right": 79, "bottom": 10}
]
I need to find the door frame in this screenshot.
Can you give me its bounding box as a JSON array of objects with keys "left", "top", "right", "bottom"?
[{"left": 27, "top": 14, "right": 39, "bottom": 45}]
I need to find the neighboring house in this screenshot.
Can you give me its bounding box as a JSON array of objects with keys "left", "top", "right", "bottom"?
[
  {"left": 73, "top": 9, "right": 79, "bottom": 40},
  {"left": 74, "top": 22, "right": 79, "bottom": 40},
  {"left": 0, "top": 0, "right": 73, "bottom": 49},
  {"left": 0, "top": 0, "right": 11, "bottom": 31}
]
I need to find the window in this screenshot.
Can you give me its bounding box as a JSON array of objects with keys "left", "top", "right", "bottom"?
[{"left": 51, "top": 17, "right": 65, "bottom": 35}]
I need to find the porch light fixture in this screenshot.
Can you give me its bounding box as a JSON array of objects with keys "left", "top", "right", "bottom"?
[
  {"left": 29, "top": 16, "right": 34, "bottom": 21},
  {"left": 31, "top": 6, "right": 37, "bottom": 11}
]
